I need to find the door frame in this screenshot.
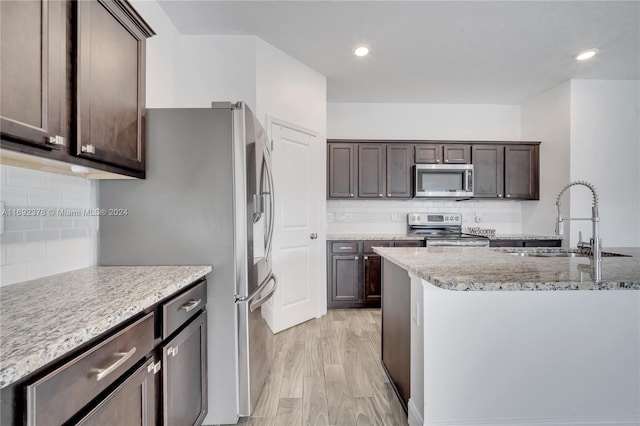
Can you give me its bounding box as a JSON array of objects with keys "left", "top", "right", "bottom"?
[{"left": 264, "top": 114, "right": 326, "bottom": 331}]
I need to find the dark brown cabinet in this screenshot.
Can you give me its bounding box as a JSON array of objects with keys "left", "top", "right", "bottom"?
[
  {"left": 327, "top": 239, "right": 424, "bottom": 309},
  {"left": 490, "top": 239, "right": 561, "bottom": 248},
  {"left": 328, "top": 143, "right": 357, "bottom": 198},
  {"left": 358, "top": 144, "right": 385, "bottom": 198},
  {"left": 163, "top": 311, "right": 208, "bottom": 426},
  {"left": 472, "top": 144, "right": 539, "bottom": 200},
  {"left": 0, "top": 0, "right": 69, "bottom": 149},
  {"left": 75, "top": 0, "right": 151, "bottom": 172},
  {"left": 386, "top": 144, "right": 412, "bottom": 198},
  {"left": 415, "top": 143, "right": 470, "bottom": 164},
  {"left": 0, "top": 0, "right": 154, "bottom": 178},
  {"left": 75, "top": 358, "right": 156, "bottom": 426}
]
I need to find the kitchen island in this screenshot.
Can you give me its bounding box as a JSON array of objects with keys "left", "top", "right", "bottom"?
[{"left": 374, "top": 246, "right": 640, "bottom": 426}]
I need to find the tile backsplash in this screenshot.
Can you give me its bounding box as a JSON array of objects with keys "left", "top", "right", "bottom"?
[
  {"left": 1, "top": 165, "right": 98, "bottom": 286},
  {"left": 326, "top": 199, "right": 523, "bottom": 234}
]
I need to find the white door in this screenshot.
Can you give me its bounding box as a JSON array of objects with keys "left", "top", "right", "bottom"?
[{"left": 263, "top": 119, "right": 324, "bottom": 333}]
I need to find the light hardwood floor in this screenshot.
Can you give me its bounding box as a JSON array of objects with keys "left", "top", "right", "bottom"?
[{"left": 230, "top": 309, "right": 407, "bottom": 426}]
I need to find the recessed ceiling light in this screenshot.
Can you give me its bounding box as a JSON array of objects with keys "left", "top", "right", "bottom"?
[
  {"left": 354, "top": 46, "right": 369, "bottom": 57},
  {"left": 576, "top": 49, "right": 597, "bottom": 61}
]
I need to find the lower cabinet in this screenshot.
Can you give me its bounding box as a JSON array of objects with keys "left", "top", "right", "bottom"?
[
  {"left": 327, "top": 239, "right": 424, "bottom": 309},
  {"left": 16, "top": 279, "right": 208, "bottom": 426},
  {"left": 490, "top": 239, "right": 561, "bottom": 248},
  {"left": 75, "top": 358, "right": 156, "bottom": 426},
  {"left": 162, "top": 311, "right": 208, "bottom": 426}
]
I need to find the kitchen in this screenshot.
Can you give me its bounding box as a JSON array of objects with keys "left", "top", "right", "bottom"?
[{"left": 1, "top": 1, "right": 639, "bottom": 426}]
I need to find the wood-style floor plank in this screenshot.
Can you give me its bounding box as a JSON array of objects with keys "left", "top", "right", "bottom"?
[
  {"left": 303, "top": 376, "right": 329, "bottom": 426},
  {"left": 274, "top": 398, "right": 303, "bottom": 426},
  {"left": 325, "top": 364, "right": 356, "bottom": 426},
  {"left": 246, "top": 309, "right": 407, "bottom": 426}
]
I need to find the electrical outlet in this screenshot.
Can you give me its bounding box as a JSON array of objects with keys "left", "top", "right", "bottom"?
[
  {"left": 475, "top": 211, "right": 482, "bottom": 223},
  {"left": 391, "top": 212, "right": 398, "bottom": 221}
]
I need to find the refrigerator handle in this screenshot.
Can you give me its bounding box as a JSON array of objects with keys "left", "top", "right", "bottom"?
[
  {"left": 250, "top": 275, "right": 277, "bottom": 312},
  {"left": 263, "top": 148, "right": 275, "bottom": 259}
]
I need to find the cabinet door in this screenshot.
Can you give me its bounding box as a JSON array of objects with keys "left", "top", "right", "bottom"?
[
  {"left": 163, "top": 311, "right": 208, "bottom": 426},
  {"left": 75, "top": 359, "right": 156, "bottom": 426},
  {"left": 504, "top": 145, "right": 539, "bottom": 200},
  {"left": 76, "top": 0, "right": 152, "bottom": 172},
  {"left": 328, "top": 143, "right": 357, "bottom": 198},
  {"left": 363, "top": 254, "right": 382, "bottom": 303},
  {"left": 414, "top": 144, "right": 442, "bottom": 164},
  {"left": 358, "top": 144, "right": 385, "bottom": 198},
  {"left": 331, "top": 255, "right": 359, "bottom": 302},
  {"left": 472, "top": 145, "right": 505, "bottom": 198},
  {"left": 386, "top": 144, "right": 412, "bottom": 198},
  {"left": 443, "top": 144, "right": 470, "bottom": 164},
  {"left": 0, "top": 0, "right": 67, "bottom": 149}
]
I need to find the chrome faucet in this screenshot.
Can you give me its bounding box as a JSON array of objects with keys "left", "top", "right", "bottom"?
[{"left": 555, "top": 181, "right": 601, "bottom": 280}]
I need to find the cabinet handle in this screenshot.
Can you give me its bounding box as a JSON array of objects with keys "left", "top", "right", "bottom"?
[
  {"left": 167, "top": 346, "right": 179, "bottom": 357},
  {"left": 445, "top": 159, "right": 449, "bottom": 163},
  {"left": 435, "top": 159, "right": 440, "bottom": 163},
  {"left": 379, "top": 194, "right": 383, "bottom": 197},
  {"left": 147, "top": 360, "right": 162, "bottom": 374},
  {"left": 387, "top": 193, "right": 391, "bottom": 197},
  {"left": 339, "top": 246, "right": 352, "bottom": 250},
  {"left": 506, "top": 194, "right": 511, "bottom": 198},
  {"left": 180, "top": 299, "right": 202, "bottom": 312},
  {"left": 310, "top": 232, "right": 318, "bottom": 239},
  {"left": 92, "top": 347, "right": 136, "bottom": 381},
  {"left": 81, "top": 144, "right": 96, "bottom": 154},
  {"left": 364, "top": 256, "right": 369, "bottom": 260},
  {"left": 47, "top": 135, "right": 66, "bottom": 146},
  {"left": 354, "top": 256, "right": 358, "bottom": 260},
  {"left": 350, "top": 193, "right": 354, "bottom": 197},
  {"left": 498, "top": 194, "right": 503, "bottom": 198}
]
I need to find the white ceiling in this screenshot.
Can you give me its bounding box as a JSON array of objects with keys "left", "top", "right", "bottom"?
[{"left": 158, "top": 1, "right": 640, "bottom": 104}]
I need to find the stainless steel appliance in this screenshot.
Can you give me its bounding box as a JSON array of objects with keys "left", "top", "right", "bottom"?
[
  {"left": 99, "top": 102, "right": 276, "bottom": 423},
  {"left": 414, "top": 164, "right": 474, "bottom": 198},
  {"left": 408, "top": 212, "right": 489, "bottom": 246}
]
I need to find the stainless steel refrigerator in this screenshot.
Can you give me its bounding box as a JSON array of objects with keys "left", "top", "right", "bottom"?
[{"left": 99, "top": 102, "right": 276, "bottom": 424}]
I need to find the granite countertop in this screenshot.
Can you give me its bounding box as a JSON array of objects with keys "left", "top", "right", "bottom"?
[
  {"left": 374, "top": 246, "right": 640, "bottom": 291},
  {"left": 0, "top": 265, "right": 211, "bottom": 389},
  {"left": 327, "top": 233, "right": 425, "bottom": 241}
]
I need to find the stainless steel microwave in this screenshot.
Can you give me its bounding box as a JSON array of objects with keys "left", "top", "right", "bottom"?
[{"left": 414, "top": 164, "right": 474, "bottom": 198}]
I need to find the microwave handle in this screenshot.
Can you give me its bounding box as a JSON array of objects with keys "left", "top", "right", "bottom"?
[{"left": 465, "top": 170, "right": 473, "bottom": 192}]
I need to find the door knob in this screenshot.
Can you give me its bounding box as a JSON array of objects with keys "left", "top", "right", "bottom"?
[{"left": 310, "top": 233, "right": 318, "bottom": 239}]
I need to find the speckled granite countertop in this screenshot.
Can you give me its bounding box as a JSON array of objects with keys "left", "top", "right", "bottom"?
[
  {"left": 327, "top": 234, "right": 424, "bottom": 241},
  {"left": 0, "top": 265, "right": 211, "bottom": 388},
  {"left": 374, "top": 246, "right": 640, "bottom": 291}
]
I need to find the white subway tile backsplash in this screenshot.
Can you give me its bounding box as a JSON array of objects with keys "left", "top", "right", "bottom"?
[
  {"left": 0, "top": 186, "right": 28, "bottom": 205},
  {"left": 6, "top": 167, "right": 47, "bottom": 188},
  {"left": 6, "top": 242, "right": 46, "bottom": 264},
  {"left": 1, "top": 165, "right": 97, "bottom": 285},
  {"left": 28, "top": 188, "right": 63, "bottom": 207},
  {"left": 0, "top": 263, "right": 27, "bottom": 286},
  {"left": 63, "top": 192, "right": 91, "bottom": 209}
]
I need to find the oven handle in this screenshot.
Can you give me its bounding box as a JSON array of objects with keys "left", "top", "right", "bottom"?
[{"left": 464, "top": 170, "right": 473, "bottom": 192}]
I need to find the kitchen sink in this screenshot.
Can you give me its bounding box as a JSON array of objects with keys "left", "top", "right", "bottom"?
[{"left": 497, "top": 249, "right": 632, "bottom": 258}]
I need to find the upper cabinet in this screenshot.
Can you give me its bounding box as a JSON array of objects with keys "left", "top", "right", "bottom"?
[
  {"left": 414, "top": 143, "right": 470, "bottom": 164},
  {"left": 472, "top": 144, "right": 540, "bottom": 200},
  {"left": 328, "top": 140, "right": 540, "bottom": 201},
  {"left": 0, "top": 0, "right": 154, "bottom": 179},
  {"left": 0, "top": 0, "right": 69, "bottom": 150}
]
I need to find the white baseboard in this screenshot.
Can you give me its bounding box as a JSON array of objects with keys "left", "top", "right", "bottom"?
[
  {"left": 425, "top": 416, "right": 640, "bottom": 426},
  {"left": 407, "top": 398, "right": 424, "bottom": 426}
]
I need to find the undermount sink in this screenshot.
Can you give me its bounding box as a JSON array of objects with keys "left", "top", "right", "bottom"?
[{"left": 497, "top": 249, "right": 632, "bottom": 258}]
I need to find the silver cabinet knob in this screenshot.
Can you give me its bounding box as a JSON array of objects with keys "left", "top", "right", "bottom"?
[
  {"left": 506, "top": 194, "right": 511, "bottom": 198},
  {"left": 350, "top": 193, "right": 354, "bottom": 197},
  {"left": 310, "top": 233, "right": 318, "bottom": 239},
  {"left": 387, "top": 193, "right": 391, "bottom": 197},
  {"left": 81, "top": 144, "right": 96, "bottom": 154},
  {"left": 48, "top": 135, "right": 66, "bottom": 146},
  {"left": 498, "top": 194, "right": 503, "bottom": 198},
  {"left": 364, "top": 256, "right": 369, "bottom": 260},
  {"left": 436, "top": 159, "right": 440, "bottom": 163},
  {"left": 445, "top": 159, "right": 449, "bottom": 163},
  {"left": 379, "top": 194, "right": 383, "bottom": 197},
  {"left": 354, "top": 256, "right": 358, "bottom": 260}
]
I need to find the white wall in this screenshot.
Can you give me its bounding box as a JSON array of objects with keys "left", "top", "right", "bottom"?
[
  {"left": 521, "top": 81, "right": 571, "bottom": 242},
  {"left": 569, "top": 80, "right": 640, "bottom": 247},
  {"left": 326, "top": 102, "right": 525, "bottom": 234},
  {"left": 327, "top": 103, "right": 521, "bottom": 140},
  {"left": 0, "top": 166, "right": 98, "bottom": 286}
]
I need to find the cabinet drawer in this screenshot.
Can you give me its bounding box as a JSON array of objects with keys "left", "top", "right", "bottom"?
[
  {"left": 26, "top": 313, "right": 154, "bottom": 426},
  {"left": 330, "top": 242, "right": 358, "bottom": 253},
  {"left": 163, "top": 280, "right": 207, "bottom": 339},
  {"left": 394, "top": 241, "right": 423, "bottom": 248},
  {"left": 363, "top": 241, "right": 393, "bottom": 254}
]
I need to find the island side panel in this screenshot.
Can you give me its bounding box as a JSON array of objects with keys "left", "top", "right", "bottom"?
[
  {"left": 381, "top": 258, "right": 411, "bottom": 411},
  {"left": 422, "top": 280, "right": 640, "bottom": 425}
]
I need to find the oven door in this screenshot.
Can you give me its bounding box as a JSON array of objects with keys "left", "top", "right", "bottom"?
[{"left": 414, "top": 164, "right": 473, "bottom": 197}]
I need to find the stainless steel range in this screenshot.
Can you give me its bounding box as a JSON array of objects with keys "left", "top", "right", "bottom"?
[{"left": 408, "top": 212, "right": 490, "bottom": 247}]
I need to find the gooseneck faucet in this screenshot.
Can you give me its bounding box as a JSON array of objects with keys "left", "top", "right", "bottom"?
[{"left": 555, "top": 181, "right": 601, "bottom": 280}]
